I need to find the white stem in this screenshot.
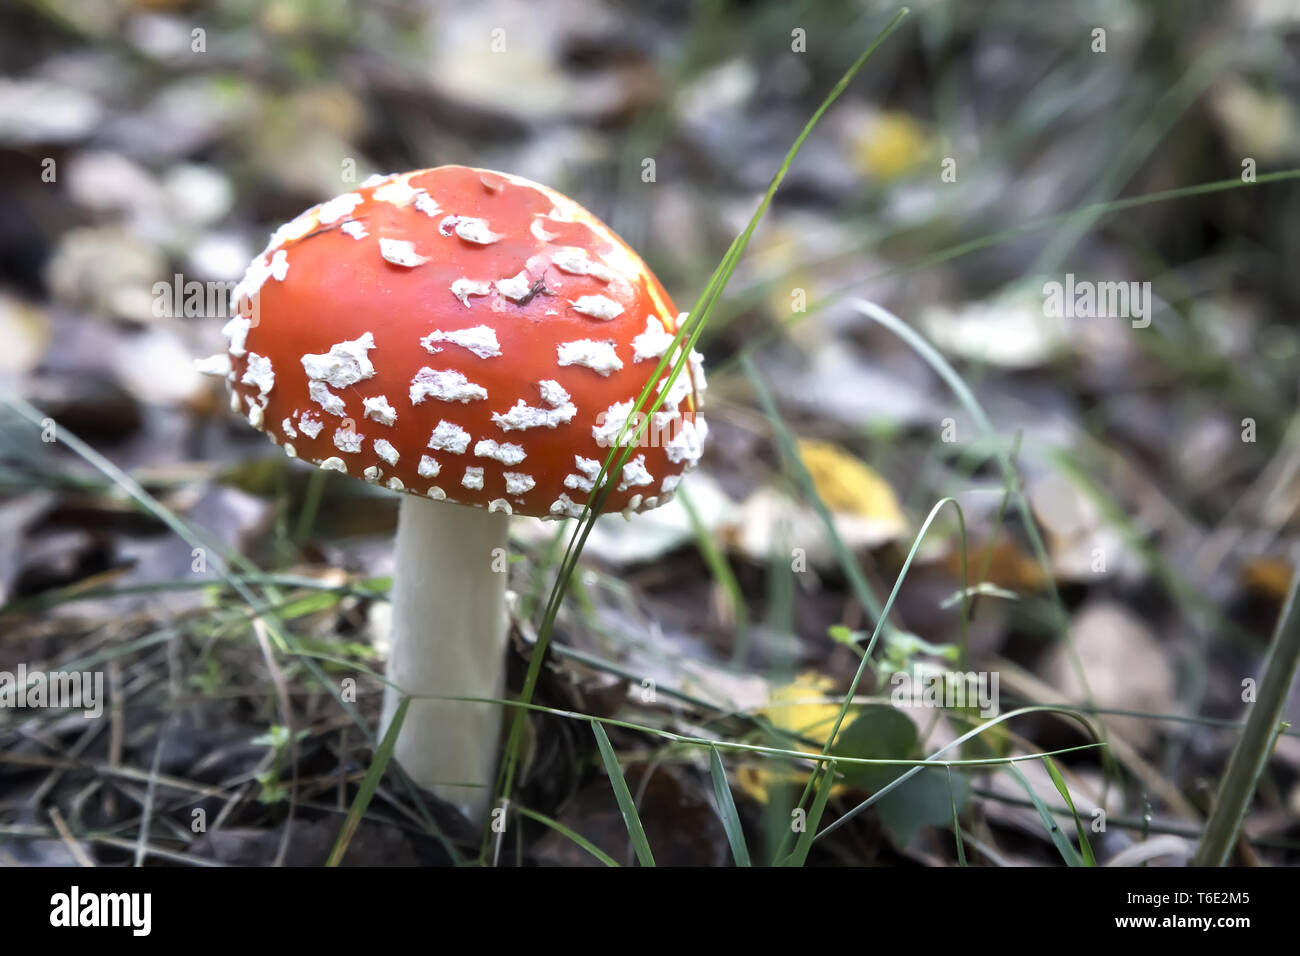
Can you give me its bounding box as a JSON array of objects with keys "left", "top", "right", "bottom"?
[{"left": 380, "top": 495, "right": 509, "bottom": 823}]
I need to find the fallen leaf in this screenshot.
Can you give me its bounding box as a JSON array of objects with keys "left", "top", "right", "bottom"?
[
  {"left": 921, "top": 286, "right": 1068, "bottom": 369},
  {"left": 1241, "top": 556, "right": 1294, "bottom": 601},
  {"left": 736, "top": 672, "right": 843, "bottom": 803},
  {"left": 1028, "top": 470, "right": 1144, "bottom": 582},
  {"left": 942, "top": 535, "right": 1047, "bottom": 592},
  {"left": 1040, "top": 601, "right": 1176, "bottom": 751},
  {"left": 797, "top": 438, "right": 906, "bottom": 528}
]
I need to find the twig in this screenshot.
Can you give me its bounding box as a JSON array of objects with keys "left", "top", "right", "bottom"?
[{"left": 48, "top": 806, "right": 95, "bottom": 867}]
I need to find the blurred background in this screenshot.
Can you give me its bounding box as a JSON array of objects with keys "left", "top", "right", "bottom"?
[{"left": 1, "top": 0, "right": 1299, "bottom": 867}]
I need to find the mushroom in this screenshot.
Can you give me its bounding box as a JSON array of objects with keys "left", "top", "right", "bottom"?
[{"left": 197, "top": 166, "right": 707, "bottom": 822}]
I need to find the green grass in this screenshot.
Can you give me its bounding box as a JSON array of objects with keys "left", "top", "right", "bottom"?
[
  {"left": 328, "top": 696, "right": 410, "bottom": 867},
  {"left": 5, "top": 0, "right": 1299, "bottom": 869},
  {"left": 591, "top": 722, "right": 656, "bottom": 866},
  {"left": 709, "top": 745, "right": 752, "bottom": 866},
  {"left": 1194, "top": 562, "right": 1300, "bottom": 865}
]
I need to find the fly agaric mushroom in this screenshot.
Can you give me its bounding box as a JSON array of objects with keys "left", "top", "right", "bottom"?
[{"left": 197, "top": 166, "right": 706, "bottom": 821}]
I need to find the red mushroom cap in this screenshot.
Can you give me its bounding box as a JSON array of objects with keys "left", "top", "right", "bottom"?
[{"left": 205, "top": 166, "right": 706, "bottom": 519}]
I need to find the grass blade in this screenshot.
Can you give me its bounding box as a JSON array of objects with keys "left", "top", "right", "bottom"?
[
  {"left": 708, "top": 745, "right": 751, "bottom": 866},
  {"left": 756, "top": 491, "right": 970, "bottom": 859},
  {"left": 847, "top": 299, "right": 1095, "bottom": 711},
  {"left": 781, "top": 759, "right": 837, "bottom": 867},
  {"left": 1043, "top": 755, "right": 1095, "bottom": 866},
  {"left": 515, "top": 806, "right": 620, "bottom": 867},
  {"left": 947, "top": 766, "right": 967, "bottom": 867},
  {"left": 1006, "top": 762, "right": 1084, "bottom": 867},
  {"left": 326, "top": 696, "right": 409, "bottom": 867},
  {"left": 591, "top": 722, "right": 655, "bottom": 867},
  {"left": 741, "top": 354, "right": 888, "bottom": 626},
  {"left": 1194, "top": 560, "right": 1300, "bottom": 865}
]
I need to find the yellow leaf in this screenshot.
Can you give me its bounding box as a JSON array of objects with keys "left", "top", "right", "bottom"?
[
  {"left": 764, "top": 671, "right": 842, "bottom": 741},
  {"left": 796, "top": 438, "right": 906, "bottom": 533},
  {"left": 737, "top": 672, "right": 852, "bottom": 803},
  {"left": 943, "top": 535, "right": 1046, "bottom": 592},
  {"left": 1242, "top": 557, "right": 1294, "bottom": 601},
  {"left": 852, "top": 111, "right": 929, "bottom": 180}
]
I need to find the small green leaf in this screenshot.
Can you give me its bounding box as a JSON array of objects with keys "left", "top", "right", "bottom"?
[
  {"left": 831, "top": 706, "right": 969, "bottom": 844},
  {"left": 276, "top": 590, "right": 341, "bottom": 619},
  {"left": 831, "top": 705, "right": 916, "bottom": 790},
  {"left": 877, "top": 767, "right": 969, "bottom": 845},
  {"left": 828, "top": 625, "right": 860, "bottom": 645}
]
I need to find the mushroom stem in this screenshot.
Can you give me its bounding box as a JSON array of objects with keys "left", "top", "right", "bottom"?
[{"left": 380, "top": 495, "right": 509, "bottom": 823}]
